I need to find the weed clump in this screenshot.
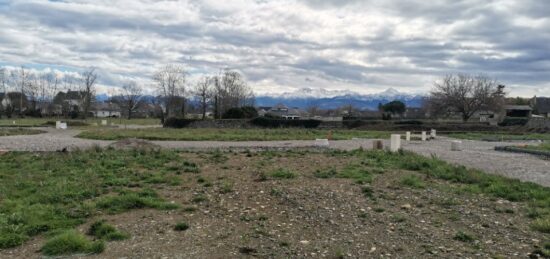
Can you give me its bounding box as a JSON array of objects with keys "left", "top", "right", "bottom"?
[
  {"left": 400, "top": 174, "right": 426, "bottom": 189},
  {"left": 453, "top": 231, "right": 475, "bottom": 243},
  {"left": 41, "top": 230, "right": 104, "bottom": 256},
  {"left": 270, "top": 169, "right": 296, "bottom": 179},
  {"left": 88, "top": 220, "right": 129, "bottom": 241},
  {"left": 174, "top": 221, "right": 189, "bottom": 231}
]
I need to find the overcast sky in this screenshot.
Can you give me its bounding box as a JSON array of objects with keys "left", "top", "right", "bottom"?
[{"left": 1, "top": 0, "right": 549, "bottom": 97}]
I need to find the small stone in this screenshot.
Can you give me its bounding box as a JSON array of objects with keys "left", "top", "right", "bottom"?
[
  {"left": 300, "top": 240, "right": 310, "bottom": 245},
  {"left": 369, "top": 247, "right": 376, "bottom": 253},
  {"left": 401, "top": 204, "right": 412, "bottom": 210}
]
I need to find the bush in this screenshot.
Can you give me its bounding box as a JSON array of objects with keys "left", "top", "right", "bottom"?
[
  {"left": 163, "top": 117, "right": 198, "bottom": 128},
  {"left": 395, "top": 120, "right": 423, "bottom": 125},
  {"left": 499, "top": 117, "right": 529, "bottom": 126},
  {"left": 250, "top": 117, "right": 321, "bottom": 128},
  {"left": 41, "top": 230, "right": 104, "bottom": 256},
  {"left": 222, "top": 106, "right": 258, "bottom": 119},
  {"left": 88, "top": 220, "right": 129, "bottom": 241},
  {"left": 174, "top": 221, "right": 189, "bottom": 231}
]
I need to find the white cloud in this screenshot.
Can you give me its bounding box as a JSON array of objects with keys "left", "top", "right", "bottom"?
[{"left": 0, "top": 0, "right": 548, "bottom": 97}]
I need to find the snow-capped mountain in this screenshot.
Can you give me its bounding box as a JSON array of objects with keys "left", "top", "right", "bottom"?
[{"left": 256, "top": 88, "right": 426, "bottom": 110}]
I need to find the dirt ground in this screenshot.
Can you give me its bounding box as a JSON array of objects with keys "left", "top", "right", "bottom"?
[{"left": 0, "top": 151, "right": 547, "bottom": 258}]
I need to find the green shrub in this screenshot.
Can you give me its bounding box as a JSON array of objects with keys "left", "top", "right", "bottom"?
[
  {"left": 174, "top": 222, "right": 189, "bottom": 231},
  {"left": 88, "top": 220, "right": 129, "bottom": 241},
  {"left": 453, "top": 231, "right": 475, "bottom": 243},
  {"left": 531, "top": 218, "right": 550, "bottom": 233},
  {"left": 95, "top": 190, "right": 178, "bottom": 213},
  {"left": 250, "top": 117, "right": 321, "bottom": 128},
  {"left": 41, "top": 230, "right": 104, "bottom": 256},
  {"left": 222, "top": 106, "right": 258, "bottom": 119},
  {"left": 400, "top": 175, "right": 426, "bottom": 189},
  {"left": 163, "top": 118, "right": 198, "bottom": 128},
  {"left": 270, "top": 169, "right": 296, "bottom": 179}
]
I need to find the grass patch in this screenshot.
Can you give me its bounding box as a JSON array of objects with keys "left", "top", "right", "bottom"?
[
  {"left": 453, "top": 231, "right": 475, "bottom": 243},
  {"left": 76, "top": 128, "right": 391, "bottom": 141},
  {"left": 0, "top": 149, "right": 182, "bottom": 249},
  {"left": 87, "top": 220, "right": 129, "bottom": 241},
  {"left": 174, "top": 222, "right": 189, "bottom": 231},
  {"left": 41, "top": 230, "right": 104, "bottom": 256},
  {"left": 447, "top": 132, "right": 550, "bottom": 141},
  {"left": 531, "top": 218, "right": 550, "bottom": 233},
  {"left": 400, "top": 174, "right": 426, "bottom": 189},
  {"left": 95, "top": 189, "right": 178, "bottom": 214},
  {"left": 270, "top": 168, "right": 296, "bottom": 179},
  {"left": 0, "top": 128, "right": 45, "bottom": 136}
]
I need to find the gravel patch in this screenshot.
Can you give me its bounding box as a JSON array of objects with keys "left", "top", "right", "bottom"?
[{"left": 402, "top": 137, "right": 550, "bottom": 187}]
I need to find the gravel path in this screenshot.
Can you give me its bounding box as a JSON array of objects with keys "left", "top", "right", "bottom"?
[
  {"left": 1, "top": 128, "right": 548, "bottom": 186},
  {"left": 402, "top": 137, "right": 550, "bottom": 187}
]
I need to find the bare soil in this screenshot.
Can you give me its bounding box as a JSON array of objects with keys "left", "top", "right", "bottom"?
[{"left": 1, "top": 151, "right": 546, "bottom": 259}]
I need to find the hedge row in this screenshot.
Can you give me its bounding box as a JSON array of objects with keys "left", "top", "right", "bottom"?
[
  {"left": 250, "top": 117, "right": 321, "bottom": 128},
  {"left": 163, "top": 118, "right": 198, "bottom": 128}
]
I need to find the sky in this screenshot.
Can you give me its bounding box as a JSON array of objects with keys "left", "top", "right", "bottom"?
[{"left": 0, "top": 0, "right": 549, "bottom": 97}]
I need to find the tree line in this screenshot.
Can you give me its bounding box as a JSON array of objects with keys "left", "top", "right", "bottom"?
[{"left": 0, "top": 65, "right": 255, "bottom": 121}]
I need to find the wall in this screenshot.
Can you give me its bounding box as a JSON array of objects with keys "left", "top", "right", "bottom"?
[{"left": 526, "top": 118, "right": 550, "bottom": 129}]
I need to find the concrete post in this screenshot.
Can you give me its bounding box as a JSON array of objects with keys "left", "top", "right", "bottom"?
[
  {"left": 56, "top": 121, "right": 61, "bottom": 129},
  {"left": 431, "top": 129, "right": 437, "bottom": 138},
  {"left": 390, "top": 134, "right": 401, "bottom": 152},
  {"left": 315, "top": 139, "right": 330, "bottom": 147},
  {"left": 421, "top": 131, "right": 427, "bottom": 141},
  {"left": 101, "top": 120, "right": 107, "bottom": 126},
  {"left": 406, "top": 132, "right": 411, "bottom": 141}
]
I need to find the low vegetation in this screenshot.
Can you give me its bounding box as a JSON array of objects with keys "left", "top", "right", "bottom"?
[
  {"left": 77, "top": 128, "right": 391, "bottom": 141},
  {"left": 0, "top": 148, "right": 183, "bottom": 250},
  {"left": 40, "top": 230, "right": 104, "bottom": 256},
  {"left": 0, "top": 128, "right": 45, "bottom": 136},
  {"left": 0, "top": 118, "right": 160, "bottom": 127},
  {"left": 1, "top": 147, "right": 549, "bottom": 257},
  {"left": 447, "top": 132, "right": 550, "bottom": 141}
]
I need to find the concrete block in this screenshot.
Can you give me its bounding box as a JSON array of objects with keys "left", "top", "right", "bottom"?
[
  {"left": 431, "top": 129, "right": 437, "bottom": 138},
  {"left": 421, "top": 131, "right": 427, "bottom": 141},
  {"left": 406, "top": 132, "right": 411, "bottom": 141},
  {"left": 58, "top": 122, "right": 67, "bottom": 130},
  {"left": 55, "top": 121, "right": 61, "bottom": 129},
  {"left": 390, "top": 134, "right": 401, "bottom": 152},
  {"left": 101, "top": 120, "right": 108, "bottom": 126},
  {"left": 315, "top": 139, "right": 330, "bottom": 147},
  {"left": 451, "top": 140, "right": 462, "bottom": 151}
]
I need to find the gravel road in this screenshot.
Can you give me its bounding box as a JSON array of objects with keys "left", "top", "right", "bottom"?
[{"left": 1, "top": 128, "right": 548, "bottom": 186}]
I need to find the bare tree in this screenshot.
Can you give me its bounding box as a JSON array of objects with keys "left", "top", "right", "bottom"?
[
  {"left": 211, "top": 70, "right": 255, "bottom": 119},
  {"left": 10, "top": 67, "right": 29, "bottom": 116},
  {"left": 194, "top": 76, "right": 212, "bottom": 120},
  {"left": 153, "top": 65, "right": 187, "bottom": 121},
  {"left": 117, "top": 81, "right": 144, "bottom": 119},
  {"left": 79, "top": 68, "right": 98, "bottom": 119},
  {"left": 428, "top": 74, "right": 506, "bottom": 122}
]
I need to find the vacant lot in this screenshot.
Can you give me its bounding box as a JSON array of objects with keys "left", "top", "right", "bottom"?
[
  {"left": 447, "top": 132, "right": 550, "bottom": 141},
  {"left": 0, "top": 128, "right": 45, "bottom": 136},
  {"left": 1, "top": 148, "right": 549, "bottom": 258},
  {"left": 77, "top": 128, "right": 392, "bottom": 141}
]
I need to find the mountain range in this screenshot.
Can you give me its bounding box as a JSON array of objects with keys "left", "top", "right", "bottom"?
[
  {"left": 255, "top": 88, "right": 426, "bottom": 110},
  {"left": 96, "top": 88, "right": 427, "bottom": 111}
]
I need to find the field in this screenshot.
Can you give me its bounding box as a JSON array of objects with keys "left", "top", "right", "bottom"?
[
  {"left": 447, "top": 132, "right": 550, "bottom": 141},
  {"left": 0, "top": 118, "right": 161, "bottom": 127},
  {"left": 77, "top": 128, "right": 392, "bottom": 141},
  {"left": 1, "top": 148, "right": 549, "bottom": 258},
  {"left": 0, "top": 128, "right": 45, "bottom": 136}
]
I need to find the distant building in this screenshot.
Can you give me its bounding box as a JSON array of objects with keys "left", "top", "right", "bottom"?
[
  {"left": 258, "top": 103, "right": 308, "bottom": 120},
  {"left": 503, "top": 105, "right": 532, "bottom": 118},
  {"left": 92, "top": 102, "right": 121, "bottom": 118},
  {"left": 531, "top": 97, "right": 550, "bottom": 118}
]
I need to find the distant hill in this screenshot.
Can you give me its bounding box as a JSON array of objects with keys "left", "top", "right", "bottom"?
[{"left": 256, "top": 88, "right": 426, "bottom": 110}]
